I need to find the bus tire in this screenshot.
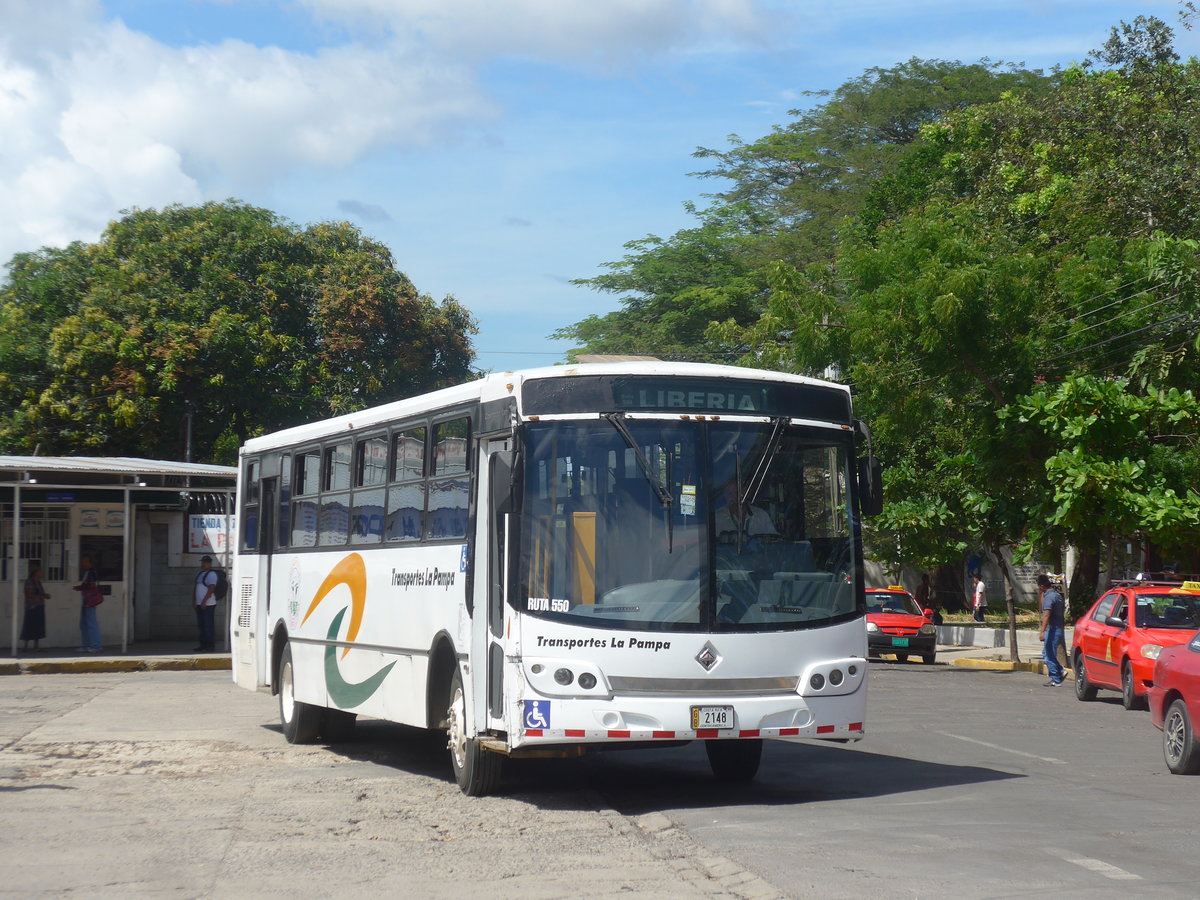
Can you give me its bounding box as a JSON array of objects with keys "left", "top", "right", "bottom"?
[
  {"left": 705, "top": 738, "right": 762, "bottom": 782},
  {"left": 322, "top": 708, "right": 357, "bottom": 743},
  {"left": 278, "top": 643, "right": 321, "bottom": 744},
  {"left": 446, "top": 667, "right": 501, "bottom": 796}
]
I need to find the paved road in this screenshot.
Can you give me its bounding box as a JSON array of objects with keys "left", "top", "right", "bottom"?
[
  {"left": 2, "top": 662, "right": 1195, "bottom": 898},
  {"left": 0, "top": 671, "right": 751, "bottom": 899},
  {"left": 577, "top": 660, "right": 1198, "bottom": 898}
]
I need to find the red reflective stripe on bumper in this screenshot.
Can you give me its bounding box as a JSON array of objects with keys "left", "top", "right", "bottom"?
[
  {"left": 652, "top": 730, "right": 676, "bottom": 739},
  {"left": 779, "top": 727, "right": 800, "bottom": 736},
  {"left": 738, "top": 729, "right": 760, "bottom": 738},
  {"left": 849, "top": 722, "right": 863, "bottom": 731},
  {"left": 695, "top": 729, "right": 718, "bottom": 738},
  {"left": 607, "top": 730, "right": 631, "bottom": 738},
  {"left": 816, "top": 725, "right": 835, "bottom": 734},
  {"left": 565, "top": 729, "right": 585, "bottom": 737},
  {"left": 526, "top": 729, "right": 543, "bottom": 737}
]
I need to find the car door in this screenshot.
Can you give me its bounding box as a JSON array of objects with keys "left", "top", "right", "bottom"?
[{"left": 1079, "top": 591, "right": 1123, "bottom": 689}]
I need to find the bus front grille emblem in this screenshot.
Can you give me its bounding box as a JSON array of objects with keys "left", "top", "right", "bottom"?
[{"left": 696, "top": 642, "right": 721, "bottom": 671}]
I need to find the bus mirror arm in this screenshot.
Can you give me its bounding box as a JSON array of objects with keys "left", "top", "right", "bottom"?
[
  {"left": 854, "top": 420, "right": 884, "bottom": 517},
  {"left": 490, "top": 449, "right": 523, "bottom": 515}
]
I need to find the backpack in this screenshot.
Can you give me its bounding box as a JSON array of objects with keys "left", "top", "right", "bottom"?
[{"left": 212, "top": 568, "right": 228, "bottom": 601}]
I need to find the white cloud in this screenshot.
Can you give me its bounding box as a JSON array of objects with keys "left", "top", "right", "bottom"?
[
  {"left": 299, "top": 0, "right": 773, "bottom": 63},
  {"left": 0, "top": 1, "right": 496, "bottom": 265}
]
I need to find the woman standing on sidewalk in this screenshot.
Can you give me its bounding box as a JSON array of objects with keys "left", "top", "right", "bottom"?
[
  {"left": 20, "top": 562, "right": 49, "bottom": 652},
  {"left": 72, "top": 555, "right": 102, "bottom": 653}
]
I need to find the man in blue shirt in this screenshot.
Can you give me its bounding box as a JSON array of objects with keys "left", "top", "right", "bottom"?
[{"left": 1037, "top": 574, "right": 1066, "bottom": 686}]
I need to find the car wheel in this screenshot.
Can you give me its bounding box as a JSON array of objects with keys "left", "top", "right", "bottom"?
[
  {"left": 1121, "top": 661, "right": 1146, "bottom": 711},
  {"left": 921, "top": 652, "right": 936, "bottom": 665},
  {"left": 705, "top": 738, "right": 763, "bottom": 782},
  {"left": 1164, "top": 698, "right": 1200, "bottom": 775},
  {"left": 1073, "top": 651, "right": 1097, "bottom": 701},
  {"left": 895, "top": 653, "right": 909, "bottom": 663}
]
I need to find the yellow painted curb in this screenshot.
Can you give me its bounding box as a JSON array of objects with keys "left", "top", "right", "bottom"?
[{"left": 1, "top": 658, "right": 231, "bottom": 675}]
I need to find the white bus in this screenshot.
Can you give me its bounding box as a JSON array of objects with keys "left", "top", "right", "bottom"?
[{"left": 231, "top": 361, "right": 882, "bottom": 794}]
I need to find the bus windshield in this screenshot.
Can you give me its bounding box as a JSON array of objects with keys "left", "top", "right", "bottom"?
[{"left": 517, "top": 418, "right": 859, "bottom": 632}]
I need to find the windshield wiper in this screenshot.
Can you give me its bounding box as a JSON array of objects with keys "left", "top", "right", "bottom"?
[
  {"left": 739, "top": 416, "right": 788, "bottom": 512},
  {"left": 603, "top": 412, "right": 674, "bottom": 552}
]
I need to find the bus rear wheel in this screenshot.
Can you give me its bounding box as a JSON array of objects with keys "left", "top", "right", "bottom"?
[
  {"left": 446, "top": 668, "right": 502, "bottom": 796},
  {"left": 705, "top": 738, "right": 762, "bottom": 782},
  {"left": 278, "top": 643, "right": 321, "bottom": 744}
]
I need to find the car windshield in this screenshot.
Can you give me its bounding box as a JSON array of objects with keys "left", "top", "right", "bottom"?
[
  {"left": 1134, "top": 593, "right": 1200, "bottom": 629},
  {"left": 867, "top": 592, "right": 922, "bottom": 616},
  {"left": 516, "top": 418, "right": 860, "bottom": 632}
]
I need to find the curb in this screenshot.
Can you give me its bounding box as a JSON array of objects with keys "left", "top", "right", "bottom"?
[
  {"left": 951, "top": 656, "right": 1072, "bottom": 679},
  {"left": 0, "top": 657, "right": 232, "bottom": 675}
]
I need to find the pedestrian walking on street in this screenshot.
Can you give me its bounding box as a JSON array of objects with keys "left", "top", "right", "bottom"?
[
  {"left": 1037, "top": 573, "right": 1066, "bottom": 686},
  {"left": 972, "top": 574, "right": 987, "bottom": 622},
  {"left": 194, "top": 555, "right": 218, "bottom": 652}
]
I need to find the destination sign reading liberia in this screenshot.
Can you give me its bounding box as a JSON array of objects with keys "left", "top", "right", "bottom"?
[
  {"left": 616, "top": 386, "right": 767, "bottom": 413},
  {"left": 520, "top": 374, "right": 852, "bottom": 422}
]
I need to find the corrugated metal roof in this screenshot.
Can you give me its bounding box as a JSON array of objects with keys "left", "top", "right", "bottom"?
[{"left": 0, "top": 456, "right": 235, "bottom": 480}]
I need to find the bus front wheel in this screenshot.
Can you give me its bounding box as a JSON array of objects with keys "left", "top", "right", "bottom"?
[
  {"left": 705, "top": 738, "right": 762, "bottom": 782},
  {"left": 278, "top": 643, "right": 321, "bottom": 744},
  {"left": 446, "top": 668, "right": 502, "bottom": 796}
]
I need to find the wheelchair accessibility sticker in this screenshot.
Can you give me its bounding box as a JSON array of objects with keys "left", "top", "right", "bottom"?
[{"left": 523, "top": 699, "right": 551, "bottom": 730}]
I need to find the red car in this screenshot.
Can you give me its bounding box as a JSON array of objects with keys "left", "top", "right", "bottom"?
[
  {"left": 1071, "top": 579, "right": 1200, "bottom": 709},
  {"left": 1148, "top": 630, "right": 1200, "bottom": 774},
  {"left": 866, "top": 586, "right": 936, "bottom": 665}
]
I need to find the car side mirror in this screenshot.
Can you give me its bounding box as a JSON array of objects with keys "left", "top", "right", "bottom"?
[{"left": 1104, "top": 615, "right": 1126, "bottom": 629}]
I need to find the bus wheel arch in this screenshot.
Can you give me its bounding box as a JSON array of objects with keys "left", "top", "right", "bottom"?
[{"left": 427, "top": 633, "right": 458, "bottom": 730}]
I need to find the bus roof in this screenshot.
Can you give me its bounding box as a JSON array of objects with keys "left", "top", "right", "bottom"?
[{"left": 241, "top": 361, "right": 850, "bottom": 454}]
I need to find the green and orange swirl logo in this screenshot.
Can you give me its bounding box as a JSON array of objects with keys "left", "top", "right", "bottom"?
[{"left": 301, "top": 553, "right": 395, "bottom": 708}]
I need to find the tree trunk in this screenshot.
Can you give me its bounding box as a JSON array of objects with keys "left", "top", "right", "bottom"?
[
  {"left": 990, "top": 540, "right": 1021, "bottom": 663},
  {"left": 1068, "top": 546, "right": 1101, "bottom": 621}
]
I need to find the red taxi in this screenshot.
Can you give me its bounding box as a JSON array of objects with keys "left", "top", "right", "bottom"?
[
  {"left": 1071, "top": 579, "right": 1200, "bottom": 710},
  {"left": 1148, "top": 630, "right": 1200, "bottom": 774},
  {"left": 866, "top": 586, "right": 937, "bottom": 665}
]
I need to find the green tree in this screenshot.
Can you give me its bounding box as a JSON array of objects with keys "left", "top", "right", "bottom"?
[
  {"left": 0, "top": 201, "right": 477, "bottom": 462},
  {"left": 560, "top": 58, "right": 1051, "bottom": 361}
]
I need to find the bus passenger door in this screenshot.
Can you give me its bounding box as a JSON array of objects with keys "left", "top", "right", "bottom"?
[
  {"left": 471, "top": 439, "right": 515, "bottom": 736},
  {"left": 233, "top": 476, "right": 275, "bottom": 691}
]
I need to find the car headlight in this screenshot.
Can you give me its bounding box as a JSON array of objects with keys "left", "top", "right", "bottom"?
[
  {"left": 919, "top": 623, "right": 936, "bottom": 636},
  {"left": 1141, "top": 644, "right": 1164, "bottom": 660},
  {"left": 866, "top": 622, "right": 878, "bottom": 633}
]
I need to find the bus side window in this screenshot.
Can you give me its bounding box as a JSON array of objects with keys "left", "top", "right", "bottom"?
[
  {"left": 387, "top": 426, "right": 426, "bottom": 542},
  {"left": 291, "top": 449, "right": 320, "bottom": 547},
  {"left": 427, "top": 417, "right": 471, "bottom": 539},
  {"left": 241, "top": 458, "right": 260, "bottom": 551}
]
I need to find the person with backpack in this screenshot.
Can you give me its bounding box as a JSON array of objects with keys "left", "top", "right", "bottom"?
[{"left": 193, "top": 555, "right": 221, "bottom": 652}]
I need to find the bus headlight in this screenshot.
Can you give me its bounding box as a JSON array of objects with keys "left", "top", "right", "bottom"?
[
  {"left": 524, "top": 658, "right": 611, "bottom": 698},
  {"left": 801, "top": 658, "right": 866, "bottom": 697}
]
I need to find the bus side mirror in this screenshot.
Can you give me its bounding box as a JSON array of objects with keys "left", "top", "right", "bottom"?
[
  {"left": 490, "top": 449, "right": 523, "bottom": 515},
  {"left": 858, "top": 457, "right": 883, "bottom": 517}
]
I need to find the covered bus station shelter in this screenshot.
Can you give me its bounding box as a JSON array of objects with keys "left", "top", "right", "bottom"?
[{"left": 1, "top": 456, "right": 236, "bottom": 656}]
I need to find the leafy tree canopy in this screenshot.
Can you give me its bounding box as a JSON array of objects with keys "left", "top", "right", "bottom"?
[{"left": 0, "top": 201, "right": 477, "bottom": 463}]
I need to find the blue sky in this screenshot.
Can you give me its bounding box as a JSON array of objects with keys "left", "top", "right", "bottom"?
[{"left": 1, "top": 1, "right": 1194, "bottom": 373}]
